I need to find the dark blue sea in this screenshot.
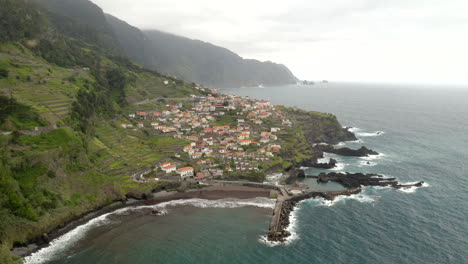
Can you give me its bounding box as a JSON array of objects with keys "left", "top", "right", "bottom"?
[{"left": 26, "top": 83, "right": 468, "bottom": 264}]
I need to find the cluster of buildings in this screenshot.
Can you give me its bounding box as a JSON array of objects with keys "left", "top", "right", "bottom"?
[
  {"left": 159, "top": 162, "right": 194, "bottom": 179},
  {"left": 126, "top": 92, "right": 294, "bottom": 180}
]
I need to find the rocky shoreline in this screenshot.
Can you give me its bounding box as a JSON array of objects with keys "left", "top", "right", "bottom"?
[{"left": 267, "top": 171, "right": 424, "bottom": 242}]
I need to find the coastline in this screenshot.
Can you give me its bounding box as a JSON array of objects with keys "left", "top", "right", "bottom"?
[{"left": 13, "top": 185, "right": 272, "bottom": 259}]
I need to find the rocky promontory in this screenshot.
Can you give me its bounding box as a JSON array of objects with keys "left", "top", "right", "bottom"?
[
  {"left": 299, "top": 158, "right": 337, "bottom": 169},
  {"left": 315, "top": 144, "right": 379, "bottom": 157},
  {"left": 315, "top": 172, "right": 424, "bottom": 189}
]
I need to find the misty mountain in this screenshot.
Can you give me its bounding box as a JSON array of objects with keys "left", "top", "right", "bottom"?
[
  {"left": 105, "top": 14, "right": 298, "bottom": 88},
  {"left": 33, "top": 0, "right": 121, "bottom": 54},
  {"left": 32, "top": 0, "right": 298, "bottom": 88}
]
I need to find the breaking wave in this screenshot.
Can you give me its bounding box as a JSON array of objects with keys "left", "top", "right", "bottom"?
[
  {"left": 314, "top": 192, "right": 377, "bottom": 207},
  {"left": 398, "top": 182, "right": 430, "bottom": 193},
  {"left": 258, "top": 201, "right": 302, "bottom": 247},
  {"left": 357, "top": 131, "right": 385, "bottom": 137},
  {"left": 330, "top": 162, "right": 347, "bottom": 171},
  {"left": 23, "top": 213, "right": 115, "bottom": 264},
  {"left": 346, "top": 127, "right": 360, "bottom": 133},
  {"left": 24, "top": 198, "right": 276, "bottom": 264},
  {"left": 347, "top": 127, "right": 384, "bottom": 137},
  {"left": 360, "top": 153, "right": 385, "bottom": 161}
]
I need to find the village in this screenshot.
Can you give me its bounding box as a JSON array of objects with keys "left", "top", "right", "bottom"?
[{"left": 122, "top": 90, "right": 294, "bottom": 182}]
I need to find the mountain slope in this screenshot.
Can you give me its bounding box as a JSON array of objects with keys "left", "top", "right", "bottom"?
[
  {"left": 105, "top": 14, "right": 298, "bottom": 88},
  {"left": 0, "top": 1, "right": 205, "bottom": 262}
]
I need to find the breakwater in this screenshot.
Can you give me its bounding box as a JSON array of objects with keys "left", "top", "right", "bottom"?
[{"left": 267, "top": 188, "right": 361, "bottom": 242}]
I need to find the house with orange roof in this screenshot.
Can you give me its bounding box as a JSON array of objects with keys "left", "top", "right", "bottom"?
[
  {"left": 237, "top": 133, "right": 249, "bottom": 140},
  {"left": 162, "top": 165, "right": 177, "bottom": 173},
  {"left": 239, "top": 139, "right": 252, "bottom": 146},
  {"left": 178, "top": 167, "right": 194, "bottom": 178}
]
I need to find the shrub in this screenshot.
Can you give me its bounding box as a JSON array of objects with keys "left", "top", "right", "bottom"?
[{"left": 0, "top": 68, "right": 8, "bottom": 78}]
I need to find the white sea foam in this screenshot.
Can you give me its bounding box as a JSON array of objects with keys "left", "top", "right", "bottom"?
[
  {"left": 283, "top": 202, "right": 301, "bottom": 244},
  {"left": 358, "top": 160, "right": 377, "bottom": 167},
  {"left": 356, "top": 131, "right": 385, "bottom": 137},
  {"left": 317, "top": 152, "right": 334, "bottom": 163},
  {"left": 360, "top": 153, "right": 385, "bottom": 161},
  {"left": 317, "top": 153, "right": 347, "bottom": 171},
  {"left": 320, "top": 193, "right": 377, "bottom": 207},
  {"left": 300, "top": 188, "right": 378, "bottom": 207},
  {"left": 23, "top": 213, "right": 115, "bottom": 264},
  {"left": 24, "top": 198, "right": 276, "bottom": 264},
  {"left": 334, "top": 142, "right": 346, "bottom": 147},
  {"left": 398, "top": 182, "right": 430, "bottom": 193},
  {"left": 346, "top": 127, "right": 360, "bottom": 133},
  {"left": 258, "top": 200, "right": 302, "bottom": 247},
  {"left": 330, "top": 162, "right": 346, "bottom": 171}
]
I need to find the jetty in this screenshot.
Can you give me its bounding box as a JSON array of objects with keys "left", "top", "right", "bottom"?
[{"left": 267, "top": 187, "right": 361, "bottom": 242}]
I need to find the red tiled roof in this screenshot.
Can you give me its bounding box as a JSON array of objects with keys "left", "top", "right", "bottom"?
[{"left": 179, "top": 167, "right": 194, "bottom": 172}]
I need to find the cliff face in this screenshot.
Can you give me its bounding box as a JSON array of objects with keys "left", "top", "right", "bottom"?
[
  {"left": 105, "top": 14, "right": 298, "bottom": 88},
  {"left": 286, "top": 109, "right": 357, "bottom": 145}
]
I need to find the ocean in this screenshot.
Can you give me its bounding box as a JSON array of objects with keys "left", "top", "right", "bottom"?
[{"left": 25, "top": 82, "right": 468, "bottom": 264}]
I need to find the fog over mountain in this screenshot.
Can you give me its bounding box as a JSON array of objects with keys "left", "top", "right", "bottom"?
[
  {"left": 105, "top": 14, "right": 297, "bottom": 88},
  {"left": 92, "top": 0, "right": 468, "bottom": 85}
]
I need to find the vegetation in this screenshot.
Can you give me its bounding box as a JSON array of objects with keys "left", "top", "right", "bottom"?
[
  {"left": 0, "top": 96, "right": 47, "bottom": 130},
  {"left": 0, "top": 68, "right": 8, "bottom": 78},
  {"left": 0, "top": 1, "right": 205, "bottom": 262},
  {"left": 0, "top": 0, "right": 46, "bottom": 42}
]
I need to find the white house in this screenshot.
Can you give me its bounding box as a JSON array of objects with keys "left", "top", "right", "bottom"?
[
  {"left": 239, "top": 139, "right": 252, "bottom": 146},
  {"left": 191, "top": 152, "right": 202, "bottom": 159},
  {"left": 271, "top": 127, "right": 281, "bottom": 133},
  {"left": 178, "top": 167, "right": 194, "bottom": 178},
  {"left": 162, "top": 165, "right": 177, "bottom": 173}
]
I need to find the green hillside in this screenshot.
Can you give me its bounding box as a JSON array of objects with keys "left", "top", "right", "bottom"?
[{"left": 0, "top": 1, "right": 206, "bottom": 262}]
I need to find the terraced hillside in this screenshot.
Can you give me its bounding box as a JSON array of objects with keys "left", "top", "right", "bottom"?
[
  {"left": 0, "top": 44, "right": 88, "bottom": 124},
  {"left": 91, "top": 124, "right": 190, "bottom": 177}
]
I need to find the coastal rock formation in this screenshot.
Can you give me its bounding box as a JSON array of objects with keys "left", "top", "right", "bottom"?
[
  {"left": 268, "top": 173, "right": 424, "bottom": 242},
  {"left": 316, "top": 172, "right": 424, "bottom": 189},
  {"left": 301, "top": 158, "right": 337, "bottom": 169},
  {"left": 289, "top": 168, "right": 306, "bottom": 178},
  {"left": 315, "top": 144, "right": 379, "bottom": 157}
]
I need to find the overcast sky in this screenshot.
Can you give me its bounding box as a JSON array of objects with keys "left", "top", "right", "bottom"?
[{"left": 92, "top": 0, "right": 468, "bottom": 85}]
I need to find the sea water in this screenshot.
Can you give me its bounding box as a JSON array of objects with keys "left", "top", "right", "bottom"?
[{"left": 26, "top": 82, "right": 468, "bottom": 264}]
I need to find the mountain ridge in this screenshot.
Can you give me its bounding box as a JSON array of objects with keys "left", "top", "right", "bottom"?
[{"left": 105, "top": 14, "right": 298, "bottom": 88}]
